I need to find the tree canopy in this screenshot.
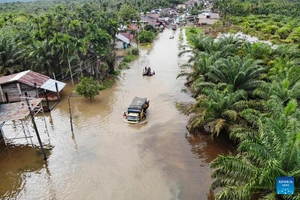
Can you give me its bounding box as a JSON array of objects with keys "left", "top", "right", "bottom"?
[{"left": 75, "top": 76, "right": 102, "bottom": 99}]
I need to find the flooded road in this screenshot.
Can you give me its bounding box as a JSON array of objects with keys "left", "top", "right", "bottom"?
[{"left": 0, "top": 28, "right": 230, "bottom": 200}]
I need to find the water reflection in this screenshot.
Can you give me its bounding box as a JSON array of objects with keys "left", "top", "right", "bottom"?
[
  {"left": 185, "top": 133, "right": 233, "bottom": 166},
  {"left": 0, "top": 145, "right": 49, "bottom": 198}
]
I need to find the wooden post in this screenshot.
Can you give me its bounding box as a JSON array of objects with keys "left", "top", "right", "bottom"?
[
  {"left": 5, "top": 93, "right": 8, "bottom": 103},
  {"left": 68, "top": 57, "right": 74, "bottom": 86},
  {"left": 55, "top": 82, "right": 60, "bottom": 101},
  {"left": 34, "top": 83, "right": 39, "bottom": 98},
  {"left": 25, "top": 94, "right": 47, "bottom": 160},
  {"left": 45, "top": 91, "right": 50, "bottom": 111},
  {"left": 0, "top": 85, "right": 4, "bottom": 103},
  {"left": 0, "top": 121, "right": 7, "bottom": 146},
  {"left": 68, "top": 96, "right": 74, "bottom": 133}
]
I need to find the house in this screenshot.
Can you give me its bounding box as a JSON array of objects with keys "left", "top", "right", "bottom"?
[
  {"left": 197, "top": 12, "right": 220, "bottom": 26},
  {"left": 140, "top": 12, "right": 160, "bottom": 27},
  {"left": 116, "top": 32, "right": 134, "bottom": 49},
  {"left": 0, "top": 70, "right": 66, "bottom": 110}
]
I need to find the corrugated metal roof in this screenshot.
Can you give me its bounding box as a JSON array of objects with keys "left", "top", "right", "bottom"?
[
  {"left": 0, "top": 70, "right": 48, "bottom": 87},
  {"left": 116, "top": 33, "right": 130, "bottom": 44},
  {"left": 41, "top": 79, "right": 66, "bottom": 92},
  {"left": 0, "top": 98, "right": 42, "bottom": 122},
  {"left": 18, "top": 70, "right": 50, "bottom": 87},
  {"left": 0, "top": 73, "right": 18, "bottom": 85},
  {"left": 0, "top": 70, "right": 66, "bottom": 92}
]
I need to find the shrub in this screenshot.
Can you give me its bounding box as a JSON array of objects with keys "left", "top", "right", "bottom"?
[
  {"left": 123, "top": 54, "right": 136, "bottom": 62},
  {"left": 128, "top": 47, "right": 139, "bottom": 55},
  {"left": 75, "top": 77, "right": 102, "bottom": 99},
  {"left": 138, "top": 30, "right": 155, "bottom": 43}
]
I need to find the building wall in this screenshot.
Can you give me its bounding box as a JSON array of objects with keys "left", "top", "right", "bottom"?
[{"left": 0, "top": 82, "right": 37, "bottom": 103}]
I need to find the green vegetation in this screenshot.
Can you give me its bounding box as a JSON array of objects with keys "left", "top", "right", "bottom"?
[
  {"left": 118, "top": 47, "right": 139, "bottom": 69},
  {"left": 138, "top": 30, "right": 156, "bottom": 43},
  {"left": 213, "top": 0, "right": 300, "bottom": 45},
  {"left": 180, "top": 24, "right": 300, "bottom": 198},
  {"left": 75, "top": 76, "right": 103, "bottom": 99},
  {"left": 185, "top": 27, "right": 203, "bottom": 44},
  {"left": 0, "top": 0, "right": 185, "bottom": 15},
  {"left": 0, "top": 2, "right": 120, "bottom": 81}
]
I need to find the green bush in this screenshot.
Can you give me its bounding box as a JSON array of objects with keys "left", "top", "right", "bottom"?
[
  {"left": 123, "top": 54, "right": 136, "bottom": 62},
  {"left": 128, "top": 47, "right": 139, "bottom": 55},
  {"left": 144, "top": 24, "right": 156, "bottom": 32},
  {"left": 75, "top": 77, "right": 102, "bottom": 99},
  {"left": 138, "top": 30, "right": 155, "bottom": 43}
]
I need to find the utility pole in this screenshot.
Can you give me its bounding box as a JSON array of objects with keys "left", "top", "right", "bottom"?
[
  {"left": 25, "top": 95, "right": 47, "bottom": 160},
  {"left": 68, "top": 95, "right": 74, "bottom": 133},
  {"left": 67, "top": 45, "right": 74, "bottom": 86}
]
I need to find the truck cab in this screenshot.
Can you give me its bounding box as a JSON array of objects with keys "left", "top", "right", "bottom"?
[
  {"left": 126, "top": 97, "right": 149, "bottom": 124},
  {"left": 127, "top": 112, "right": 140, "bottom": 123}
]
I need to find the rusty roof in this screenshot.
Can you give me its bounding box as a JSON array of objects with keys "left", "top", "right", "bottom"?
[
  {"left": 0, "top": 98, "right": 42, "bottom": 122},
  {"left": 0, "top": 70, "right": 66, "bottom": 92},
  {"left": 0, "top": 70, "right": 49, "bottom": 87}
]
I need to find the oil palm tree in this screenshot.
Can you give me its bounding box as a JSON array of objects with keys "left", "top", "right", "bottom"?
[
  {"left": 268, "top": 57, "right": 300, "bottom": 85},
  {"left": 241, "top": 41, "right": 271, "bottom": 63},
  {"left": 28, "top": 39, "right": 54, "bottom": 75},
  {"left": 254, "top": 79, "right": 300, "bottom": 106},
  {"left": 211, "top": 99, "right": 300, "bottom": 200},
  {"left": 188, "top": 88, "right": 248, "bottom": 137},
  {"left": 0, "top": 37, "right": 24, "bottom": 75},
  {"left": 206, "top": 56, "right": 266, "bottom": 94},
  {"left": 177, "top": 53, "right": 217, "bottom": 87}
]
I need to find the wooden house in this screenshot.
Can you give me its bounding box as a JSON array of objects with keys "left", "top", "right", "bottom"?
[{"left": 0, "top": 70, "right": 66, "bottom": 110}]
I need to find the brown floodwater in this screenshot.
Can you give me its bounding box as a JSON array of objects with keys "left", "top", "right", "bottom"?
[{"left": 0, "top": 28, "right": 231, "bottom": 200}]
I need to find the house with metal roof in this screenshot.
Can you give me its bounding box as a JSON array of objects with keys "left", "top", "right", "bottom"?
[{"left": 0, "top": 70, "right": 66, "bottom": 110}]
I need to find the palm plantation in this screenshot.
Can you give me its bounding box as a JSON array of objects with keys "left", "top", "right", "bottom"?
[{"left": 180, "top": 1, "right": 300, "bottom": 197}]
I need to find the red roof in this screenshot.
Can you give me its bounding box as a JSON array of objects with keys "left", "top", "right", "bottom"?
[
  {"left": 0, "top": 70, "right": 49, "bottom": 87},
  {"left": 119, "top": 32, "right": 134, "bottom": 41},
  {"left": 128, "top": 24, "right": 139, "bottom": 31}
]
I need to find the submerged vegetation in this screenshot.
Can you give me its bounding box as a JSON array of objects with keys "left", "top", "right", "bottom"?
[{"left": 180, "top": 0, "right": 300, "bottom": 199}]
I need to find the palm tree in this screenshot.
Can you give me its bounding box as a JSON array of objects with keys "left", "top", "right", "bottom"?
[
  {"left": 177, "top": 53, "right": 217, "bottom": 89},
  {"left": 270, "top": 44, "right": 300, "bottom": 60},
  {"left": 211, "top": 99, "right": 300, "bottom": 200},
  {"left": 179, "top": 34, "right": 239, "bottom": 59},
  {"left": 187, "top": 88, "right": 248, "bottom": 137},
  {"left": 241, "top": 41, "right": 271, "bottom": 63},
  {"left": 206, "top": 56, "right": 266, "bottom": 94},
  {"left": 28, "top": 39, "right": 54, "bottom": 76},
  {"left": 268, "top": 57, "right": 300, "bottom": 85},
  {"left": 0, "top": 37, "right": 24, "bottom": 75},
  {"left": 254, "top": 79, "right": 300, "bottom": 106}
]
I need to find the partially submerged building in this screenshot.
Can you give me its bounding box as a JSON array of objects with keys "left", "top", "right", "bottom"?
[
  {"left": 0, "top": 70, "right": 66, "bottom": 111},
  {"left": 0, "top": 70, "right": 66, "bottom": 157}
]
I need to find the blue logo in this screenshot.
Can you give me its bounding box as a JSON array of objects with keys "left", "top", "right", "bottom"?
[{"left": 276, "top": 176, "right": 294, "bottom": 195}]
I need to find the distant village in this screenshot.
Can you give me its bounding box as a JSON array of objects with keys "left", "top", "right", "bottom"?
[{"left": 116, "top": 0, "right": 219, "bottom": 49}]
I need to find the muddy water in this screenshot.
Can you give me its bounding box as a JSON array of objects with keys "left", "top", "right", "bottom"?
[{"left": 0, "top": 29, "right": 230, "bottom": 200}]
